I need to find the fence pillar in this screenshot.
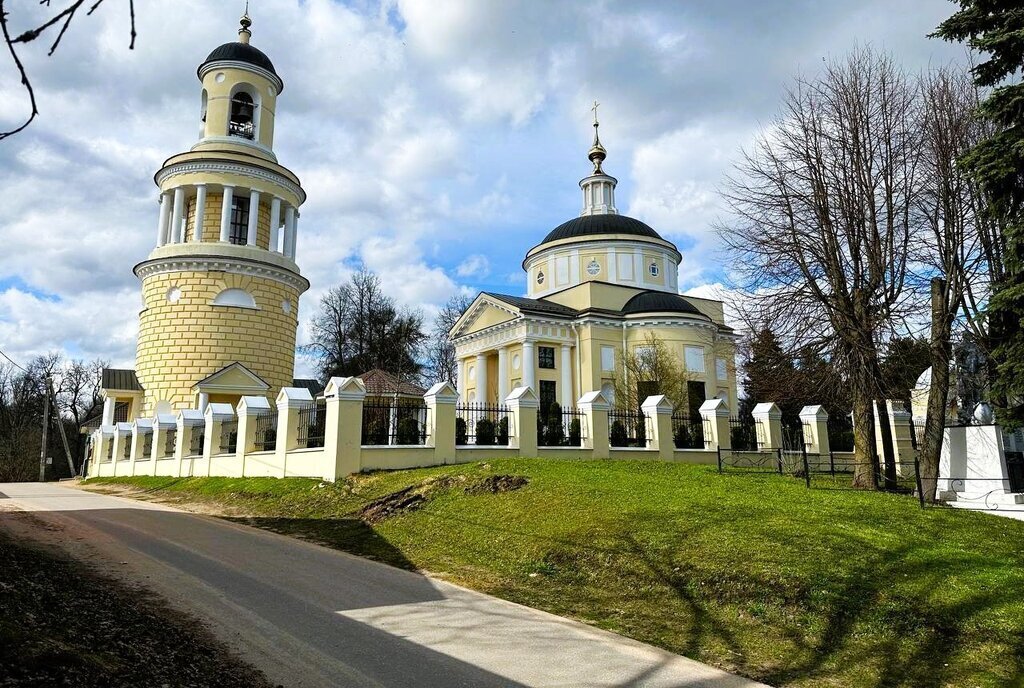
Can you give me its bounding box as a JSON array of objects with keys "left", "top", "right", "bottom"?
[
  {"left": 752, "top": 402, "right": 783, "bottom": 450},
  {"left": 885, "top": 401, "right": 916, "bottom": 477},
  {"left": 799, "top": 405, "right": 830, "bottom": 470},
  {"left": 276, "top": 387, "right": 313, "bottom": 478},
  {"left": 641, "top": 394, "right": 675, "bottom": 461},
  {"left": 128, "top": 418, "right": 152, "bottom": 476},
  {"left": 506, "top": 386, "right": 538, "bottom": 457},
  {"left": 577, "top": 390, "right": 610, "bottom": 459},
  {"left": 112, "top": 422, "right": 132, "bottom": 475},
  {"left": 236, "top": 396, "right": 271, "bottom": 476},
  {"left": 323, "top": 376, "right": 366, "bottom": 481},
  {"left": 176, "top": 409, "right": 204, "bottom": 477},
  {"left": 203, "top": 403, "right": 234, "bottom": 475},
  {"left": 150, "top": 414, "right": 176, "bottom": 475},
  {"left": 93, "top": 427, "right": 113, "bottom": 476},
  {"left": 425, "top": 382, "right": 459, "bottom": 464},
  {"left": 699, "top": 398, "right": 730, "bottom": 450}
]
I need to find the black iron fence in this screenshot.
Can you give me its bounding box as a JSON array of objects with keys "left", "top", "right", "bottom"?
[
  {"left": 456, "top": 403, "right": 511, "bottom": 446},
  {"left": 188, "top": 426, "right": 204, "bottom": 456},
  {"left": 121, "top": 435, "right": 131, "bottom": 460},
  {"left": 608, "top": 409, "right": 648, "bottom": 448},
  {"left": 729, "top": 416, "right": 759, "bottom": 451},
  {"left": 255, "top": 411, "right": 278, "bottom": 451},
  {"left": 827, "top": 413, "right": 855, "bottom": 452},
  {"left": 219, "top": 419, "right": 238, "bottom": 454},
  {"left": 538, "top": 405, "right": 586, "bottom": 447},
  {"left": 672, "top": 412, "right": 709, "bottom": 449},
  {"left": 362, "top": 398, "right": 429, "bottom": 445},
  {"left": 162, "top": 429, "right": 177, "bottom": 458},
  {"left": 297, "top": 402, "right": 327, "bottom": 449}
]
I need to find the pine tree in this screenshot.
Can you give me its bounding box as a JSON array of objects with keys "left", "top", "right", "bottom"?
[{"left": 934, "top": 2, "right": 1024, "bottom": 425}]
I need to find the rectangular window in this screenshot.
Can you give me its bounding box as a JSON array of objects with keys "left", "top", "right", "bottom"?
[
  {"left": 601, "top": 346, "right": 615, "bottom": 372},
  {"left": 684, "top": 346, "right": 706, "bottom": 374},
  {"left": 716, "top": 357, "right": 728, "bottom": 381},
  {"left": 539, "top": 380, "right": 557, "bottom": 410},
  {"left": 687, "top": 380, "right": 706, "bottom": 417},
  {"left": 539, "top": 346, "right": 555, "bottom": 369},
  {"left": 229, "top": 196, "right": 249, "bottom": 245}
]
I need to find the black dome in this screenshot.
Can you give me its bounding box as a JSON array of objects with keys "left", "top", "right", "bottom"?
[
  {"left": 622, "top": 291, "right": 706, "bottom": 317},
  {"left": 201, "top": 42, "right": 278, "bottom": 77},
  {"left": 542, "top": 214, "right": 663, "bottom": 244}
]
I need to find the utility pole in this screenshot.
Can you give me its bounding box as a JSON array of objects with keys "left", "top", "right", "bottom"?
[
  {"left": 47, "top": 378, "right": 76, "bottom": 476},
  {"left": 38, "top": 374, "right": 50, "bottom": 482}
]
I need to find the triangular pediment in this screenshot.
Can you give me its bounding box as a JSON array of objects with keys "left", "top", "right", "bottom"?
[
  {"left": 450, "top": 294, "right": 521, "bottom": 339},
  {"left": 193, "top": 362, "right": 270, "bottom": 393}
]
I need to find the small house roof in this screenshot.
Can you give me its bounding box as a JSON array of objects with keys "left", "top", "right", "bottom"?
[{"left": 357, "top": 369, "right": 426, "bottom": 397}]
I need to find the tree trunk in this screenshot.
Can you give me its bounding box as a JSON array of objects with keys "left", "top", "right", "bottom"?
[
  {"left": 850, "top": 383, "right": 877, "bottom": 488},
  {"left": 921, "top": 278, "right": 953, "bottom": 503}
]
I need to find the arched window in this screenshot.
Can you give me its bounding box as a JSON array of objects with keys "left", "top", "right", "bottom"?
[
  {"left": 229, "top": 92, "right": 255, "bottom": 139},
  {"left": 212, "top": 288, "right": 257, "bottom": 309},
  {"left": 199, "top": 89, "right": 208, "bottom": 138}
]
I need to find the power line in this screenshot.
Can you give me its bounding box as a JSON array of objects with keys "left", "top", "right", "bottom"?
[{"left": 0, "top": 347, "right": 29, "bottom": 374}]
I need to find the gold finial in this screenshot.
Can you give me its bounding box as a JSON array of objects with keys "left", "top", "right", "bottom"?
[
  {"left": 588, "top": 99, "right": 607, "bottom": 173},
  {"left": 239, "top": 2, "right": 252, "bottom": 44}
]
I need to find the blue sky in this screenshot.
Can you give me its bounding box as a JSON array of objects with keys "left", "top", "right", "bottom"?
[{"left": 0, "top": 0, "right": 968, "bottom": 373}]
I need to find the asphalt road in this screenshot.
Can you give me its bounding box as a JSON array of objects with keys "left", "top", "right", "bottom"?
[{"left": 0, "top": 482, "right": 767, "bottom": 688}]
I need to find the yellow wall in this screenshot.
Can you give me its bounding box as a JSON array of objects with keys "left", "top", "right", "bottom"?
[
  {"left": 182, "top": 192, "right": 273, "bottom": 249},
  {"left": 136, "top": 269, "right": 299, "bottom": 415}
]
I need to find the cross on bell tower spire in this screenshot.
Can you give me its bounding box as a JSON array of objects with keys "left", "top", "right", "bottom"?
[
  {"left": 579, "top": 99, "right": 616, "bottom": 216},
  {"left": 238, "top": 2, "right": 252, "bottom": 44},
  {"left": 588, "top": 99, "right": 607, "bottom": 173}
]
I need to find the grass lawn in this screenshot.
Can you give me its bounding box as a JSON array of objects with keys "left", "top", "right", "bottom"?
[{"left": 90, "top": 460, "right": 1024, "bottom": 688}]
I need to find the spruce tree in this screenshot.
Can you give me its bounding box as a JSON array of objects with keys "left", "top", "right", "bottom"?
[{"left": 934, "top": 2, "right": 1024, "bottom": 424}]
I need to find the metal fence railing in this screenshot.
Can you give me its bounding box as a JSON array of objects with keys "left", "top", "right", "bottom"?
[
  {"left": 362, "top": 398, "right": 429, "bottom": 446},
  {"left": 121, "top": 436, "right": 131, "bottom": 460},
  {"left": 608, "top": 409, "right": 648, "bottom": 448},
  {"left": 255, "top": 410, "right": 278, "bottom": 451},
  {"left": 456, "top": 403, "right": 511, "bottom": 446},
  {"left": 827, "top": 413, "right": 855, "bottom": 452},
  {"left": 162, "top": 429, "right": 177, "bottom": 458},
  {"left": 671, "top": 412, "right": 709, "bottom": 449},
  {"left": 729, "top": 416, "right": 759, "bottom": 451},
  {"left": 219, "top": 420, "right": 238, "bottom": 454},
  {"left": 188, "top": 427, "right": 204, "bottom": 456},
  {"left": 537, "top": 405, "right": 586, "bottom": 447},
  {"left": 297, "top": 402, "right": 327, "bottom": 449}
]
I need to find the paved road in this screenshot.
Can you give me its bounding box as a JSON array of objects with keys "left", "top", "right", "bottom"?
[{"left": 0, "top": 482, "right": 767, "bottom": 688}]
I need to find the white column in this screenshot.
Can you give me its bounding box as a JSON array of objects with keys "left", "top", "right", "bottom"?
[
  {"left": 560, "top": 344, "right": 572, "bottom": 408},
  {"left": 219, "top": 186, "right": 234, "bottom": 242},
  {"left": 498, "top": 347, "right": 509, "bottom": 402},
  {"left": 193, "top": 184, "right": 207, "bottom": 242},
  {"left": 291, "top": 212, "right": 300, "bottom": 258},
  {"left": 456, "top": 358, "right": 466, "bottom": 402},
  {"left": 246, "top": 190, "right": 260, "bottom": 246},
  {"left": 283, "top": 205, "right": 296, "bottom": 258},
  {"left": 476, "top": 353, "right": 489, "bottom": 404},
  {"left": 198, "top": 392, "right": 209, "bottom": 413},
  {"left": 156, "top": 193, "right": 171, "bottom": 246},
  {"left": 102, "top": 397, "right": 115, "bottom": 426},
  {"left": 170, "top": 187, "right": 185, "bottom": 243},
  {"left": 522, "top": 340, "right": 536, "bottom": 391},
  {"left": 268, "top": 197, "right": 281, "bottom": 252}
]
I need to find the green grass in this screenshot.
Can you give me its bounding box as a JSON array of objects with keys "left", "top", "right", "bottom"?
[{"left": 90, "top": 460, "right": 1024, "bottom": 688}]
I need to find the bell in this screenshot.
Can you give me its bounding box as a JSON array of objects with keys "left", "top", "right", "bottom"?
[{"left": 234, "top": 102, "right": 254, "bottom": 124}]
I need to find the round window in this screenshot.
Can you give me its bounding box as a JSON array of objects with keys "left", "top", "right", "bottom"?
[
  {"left": 215, "top": 72, "right": 226, "bottom": 83},
  {"left": 166, "top": 286, "right": 181, "bottom": 303},
  {"left": 512, "top": 353, "right": 521, "bottom": 370},
  {"left": 536, "top": 271, "right": 545, "bottom": 285},
  {"left": 649, "top": 262, "right": 660, "bottom": 277},
  {"left": 468, "top": 365, "right": 476, "bottom": 381},
  {"left": 587, "top": 259, "right": 601, "bottom": 276}
]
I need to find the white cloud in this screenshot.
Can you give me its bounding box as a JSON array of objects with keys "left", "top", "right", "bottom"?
[{"left": 456, "top": 254, "right": 490, "bottom": 278}]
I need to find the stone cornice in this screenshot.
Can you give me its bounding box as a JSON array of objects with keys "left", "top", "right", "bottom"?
[
  {"left": 156, "top": 159, "right": 306, "bottom": 205},
  {"left": 198, "top": 59, "right": 284, "bottom": 93},
  {"left": 134, "top": 254, "right": 310, "bottom": 293}
]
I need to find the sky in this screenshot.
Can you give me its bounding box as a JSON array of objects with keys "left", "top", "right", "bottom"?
[{"left": 0, "top": 0, "right": 968, "bottom": 375}]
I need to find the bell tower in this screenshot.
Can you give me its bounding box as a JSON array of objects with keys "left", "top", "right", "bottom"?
[{"left": 133, "top": 12, "right": 309, "bottom": 415}]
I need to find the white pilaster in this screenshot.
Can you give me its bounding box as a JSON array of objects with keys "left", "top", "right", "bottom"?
[
  {"left": 498, "top": 347, "right": 509, "bottom": 402},
  {"left": 476, "top": 353, "right": 489, "bottom": 404},
  {"left": 560, "top": 344, "right": 572, "bottom": 408},
  {"left": 219, "top": 185, "right": 234, "bottom": 242},
  {"left": 246, "top": 190, "right": 260, "bottom": 246},
  {"left": 269, "top": 196, "right": 281, "bottom": 252},
  {"left": 102, "top": 397, "right": 115, "bottom": 426},
  {"left": 170, "top": 186, "right": 185, "bottom": 243},
  {"left": 193, "top": 184, "right": 207, "bottom": 242},
  {"left": 522, "top": 340, "right": 536, "bottom": 391},
  {"left": 456, "top": 358, "right": 466, "bottom": 402},
  {"left": 283, "top": 205, "right": 296, "bottom": 258},
  {"left": 156, "top": 193, "right": 171, "bottom": 246}
]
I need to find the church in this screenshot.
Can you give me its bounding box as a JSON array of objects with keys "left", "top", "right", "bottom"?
[
  {"left": 449, "top": 117, "right": 739, "bottom": 412},
  {"left": 98, "top": 13, "right": 308, "bottom": 425}
]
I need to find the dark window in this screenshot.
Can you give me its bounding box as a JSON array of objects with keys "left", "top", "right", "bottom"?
[
  {"left": 112, "top": 401, "right": 130, "bottom": 423},
  {"left": 538, "top": 346, "right": 555, "bottom": 369},
  {"left": 687, "top": 380, "right": 706, "bottom": 417},
  {"left": 229, "top": 196, "right": 249, "bottom": 245},
  {"left": 539, "top": 380, "right": 557, "bottom": 410},
  {"left": 229, "top": 92, "right": 255, "bottom": 139},
  {"left": 636, "top": 381, "right": 660, "bottom": 408}
]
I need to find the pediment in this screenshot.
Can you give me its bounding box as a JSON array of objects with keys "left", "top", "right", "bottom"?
[
  {"left": 450, "top": 295, "right": 521, "bottom": 339},
  {"left": 193, "top": 362, "right": 270, "bottom": 393}
]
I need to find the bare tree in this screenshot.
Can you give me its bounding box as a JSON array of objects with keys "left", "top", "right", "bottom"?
[
  {"left": 1, "top": 0, "right": 136, "bottom": 140},
  {"left": 424, "top": 294, "right": 473, "bottom": 386},
  {"left": 610, "top": 333, "right": 693, "bottom": 411},
  {"left": 721, "top": 48, "right": 921, "bottom": 488}
]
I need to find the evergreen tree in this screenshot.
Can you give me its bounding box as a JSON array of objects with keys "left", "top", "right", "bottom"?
[{"left": 935, "top": 3, "right": 1024, "bottom": 424}]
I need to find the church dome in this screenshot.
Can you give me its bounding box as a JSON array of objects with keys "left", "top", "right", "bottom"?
[
  {"left": 622, "top": 291, "right": 706, "bottom": 317},
  {"left": 200, "top": 42, "right": 278, "bottom": 78},
  {"left": 542, "top": 214, "right": 663, "bottom": 244}
]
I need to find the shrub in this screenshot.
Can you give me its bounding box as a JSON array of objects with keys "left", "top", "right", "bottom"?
[
  {"left": 610, "top": 420, "right": 628, "bottom": 447},
  {"left": 455, "top": 417, "right": 468, "bottom": 445},
  {"left": 363, "top": 418, "right": 388, "bottom": 445},
  {"left": 568, "top": 418, "right": 582, "bottom": 446},
  {"left": 635, "top": 417, "right": 647, "bottom": 447},
  {"left": 544, "top": 402, "right": 565, "bottom": 446},
  {"left": 497, "top": 416, "right": 509, "bottom": 445},
  {"left": 396, "top": 417, "right": 421, "bottom": 445},
  {"left": 674, "top": 423, "right": 689, "bottom": 449},
  {"left": 475, "top": 418, "right": 496, "bottom": 445}
]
